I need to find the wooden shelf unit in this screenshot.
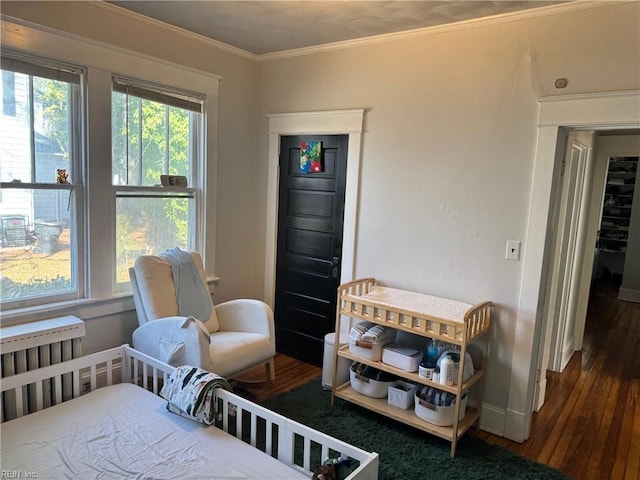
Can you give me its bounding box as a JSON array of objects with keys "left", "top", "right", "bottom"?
[{"left": 331, "top": 278, "right": 492, "bottom": 457}]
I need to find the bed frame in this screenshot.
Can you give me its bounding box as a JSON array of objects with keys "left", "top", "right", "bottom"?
[{"left": 1, "top": 344, "right": 378, "bottom": 480}]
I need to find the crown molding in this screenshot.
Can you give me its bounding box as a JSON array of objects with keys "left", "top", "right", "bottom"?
[
  {"left": 257, "top": 1, "right": 624, "bottom": 61},
  {"left": 92, "top": 1, "right": 259, "bottom": 61},
  {"left": 4, "top": 0, "right": 626, "bottom": 63}
]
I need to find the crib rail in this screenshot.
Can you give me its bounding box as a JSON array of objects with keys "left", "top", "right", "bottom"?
[
  {"left": 0, "top": 344, "right": 379, "bottom": 479},
  {"left": 214, "top": 388, "right": 378, "bottom": 480},
  {"left": 0, "top": 346, "right": 123, "bottom": 422}
]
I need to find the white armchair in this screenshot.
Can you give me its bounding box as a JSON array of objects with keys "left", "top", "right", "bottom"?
[{"left": 129, "top": 251, "right": 275, "bottom": 381}]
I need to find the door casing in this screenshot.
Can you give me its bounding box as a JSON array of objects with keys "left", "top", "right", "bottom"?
[
  {"left": 508, "top": 91, "right": 640, "bottom": 443},
  {"left": 265, "top": 110, "right": 365, "bottom": 337}
]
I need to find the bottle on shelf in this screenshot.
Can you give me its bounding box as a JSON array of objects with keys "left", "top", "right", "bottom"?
[{"left": 440, "top": 354, "right": 454, "bottom": 386}]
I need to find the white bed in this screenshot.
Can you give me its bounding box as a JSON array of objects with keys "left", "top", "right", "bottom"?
[{"left": 1, "top": 345, "right": 378, "bottom": 480}]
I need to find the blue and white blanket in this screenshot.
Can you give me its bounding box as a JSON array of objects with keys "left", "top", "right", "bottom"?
[{"left": 160, "top": 365, "right": 232, "bottom": 425}]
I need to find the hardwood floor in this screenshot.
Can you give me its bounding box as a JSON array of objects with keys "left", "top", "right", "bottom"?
[{"left": 238, "top": 277, "right": 640, "bottom": 479}]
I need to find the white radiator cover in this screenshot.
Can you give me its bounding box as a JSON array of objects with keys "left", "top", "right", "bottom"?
[{"left": 0, "top": 315, "right": 86, "bottom": 420}]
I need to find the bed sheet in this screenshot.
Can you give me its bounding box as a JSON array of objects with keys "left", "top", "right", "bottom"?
[{"left": 1, "top": 383, "right": 307, "bottom": 480}]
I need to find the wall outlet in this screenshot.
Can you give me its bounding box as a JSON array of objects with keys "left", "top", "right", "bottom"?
[{"left": 506, "top": 240, "right": 521, "bottom": 261}]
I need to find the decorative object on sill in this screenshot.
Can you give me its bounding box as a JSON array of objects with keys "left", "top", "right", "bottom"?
[
  {"left": 56, "top": 169, "right": 69, "bottom": 184},
  {"left": 300, "top": 140, "right": 322, "bottom": 173},
  {"left": 160, "top": 174, "right": 188, "bottom": 187}
]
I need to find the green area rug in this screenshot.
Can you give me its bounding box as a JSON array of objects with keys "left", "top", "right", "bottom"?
[{"left": 260, "top": 378, "right": 569, "bottom": 480}]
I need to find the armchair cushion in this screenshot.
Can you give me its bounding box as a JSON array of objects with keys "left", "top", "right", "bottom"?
[{"left": 134, "top": 253, "right": 220, "bottom": 332}]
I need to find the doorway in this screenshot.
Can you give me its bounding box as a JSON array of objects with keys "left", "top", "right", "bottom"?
[
  {"left": 264, "top": 109, "right": 365, "bottom": 320},
  {"left": 274, "top": 134, "right": 348, "bottom": 365},
  {"left": 536, "top": 129, "right": 640, "bottom": 411}
]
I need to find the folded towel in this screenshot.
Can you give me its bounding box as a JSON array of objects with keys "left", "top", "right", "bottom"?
[
  {"left": 361, "top": 325, "right": 395, "bottom": 344},
  {"left": 349, "top": 321, "right": 375, "bottom": 343},
  {"left": 160, "top": 365, "right": 232, "bottom": 425}
]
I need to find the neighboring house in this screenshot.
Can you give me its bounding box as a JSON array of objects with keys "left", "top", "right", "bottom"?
[
  {"left": 0, "top": 71, "right": 67, "bottom": 244},
  {"left": 1, "top": 0, "right": 638, "bottom": 446}
]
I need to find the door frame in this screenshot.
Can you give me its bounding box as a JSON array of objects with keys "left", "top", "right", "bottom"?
[
  {"left": 264, "top": 109, "right": 365, "bottom": 313},
  {"left": 505, "top": 91, "right": 640, "bottom": 443}
]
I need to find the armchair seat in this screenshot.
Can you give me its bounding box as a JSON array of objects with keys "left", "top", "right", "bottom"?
[{"left": 129, "top": 250, "right": 275, "bottom": 381}]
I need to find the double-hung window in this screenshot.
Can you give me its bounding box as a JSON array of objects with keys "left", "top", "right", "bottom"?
[
  {"left": 0, "top": 53, "right": 83, "bottom": 308},
  {"left": 111, "top": 77, "right": 203, "bottom": 286},
  {"left": 1, "top": 22, "right": 217, "bottom": 323}
]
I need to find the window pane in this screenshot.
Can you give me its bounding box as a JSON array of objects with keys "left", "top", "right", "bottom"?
[
  {"left": 112, "top": 91, "right": 194, "bottom": 187},
  {"left": 0, "top": 188, "right": 75, "bottom": 303},
  {"left": 33, "top": 77, "right": 72, "bottom": 183},
  {"left": 1, "top": 60, "right": 79, "bottom": 308},
  {"left": 115, "top": 195, "right": 192, "bottom": 284}
]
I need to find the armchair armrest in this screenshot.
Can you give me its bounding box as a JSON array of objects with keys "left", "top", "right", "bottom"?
[
  {"left": 132, "top": 316, "right": 213, "bottom": 370},
  {"left": 215, "top": 299, "right": 275, "bottom": 347}
]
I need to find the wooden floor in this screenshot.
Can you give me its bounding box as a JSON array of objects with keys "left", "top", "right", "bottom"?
[{"left": 238, "top": 277, "right": 640, "bottom": 479}]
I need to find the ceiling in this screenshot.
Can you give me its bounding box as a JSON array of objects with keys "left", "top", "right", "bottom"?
[{"left": 109, "top": 1, "right": 567, "bottom": 56}]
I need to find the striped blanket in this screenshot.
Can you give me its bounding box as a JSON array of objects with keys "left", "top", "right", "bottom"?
[{"left": 160, "top": 365, "right": 232, "bottom": 425}]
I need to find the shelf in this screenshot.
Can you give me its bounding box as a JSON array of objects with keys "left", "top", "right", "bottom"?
[
  {"left": 334, "top": 383, "right": 480, "bottom": 442},
  {"left": 337, "top": 345, "right": 484, "bottom": 394},
  {"left": 332, "top": 278, "right": 492, "bottom": 457}
]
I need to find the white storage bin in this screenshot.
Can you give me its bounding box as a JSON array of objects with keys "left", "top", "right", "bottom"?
[
  {"left": 387, "top": 380, "right": 417, "bottom": 409},
  {"left": 414, "top": 386, "right": 467, "bottom": 427},
  {"left": 382, "top": 344, "right": 422, "bottom": 372},
  {"left": 349, "top": 338, "right": 393, "bottom": 362},
  {"left": 350, "top": 364, "right": 395, "bottom": 398}
]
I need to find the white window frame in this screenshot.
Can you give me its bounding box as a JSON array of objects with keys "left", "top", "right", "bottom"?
[
  {"left": 0, "top": 52, "right": 86, "bottom": 309},
  {"left": 1, "top": 18, "right": 219, "bottom": 326}
]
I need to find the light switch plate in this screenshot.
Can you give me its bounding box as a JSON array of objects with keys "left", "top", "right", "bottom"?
[{"left": 506, "top": 240, "right": 520, "bottom": 261}]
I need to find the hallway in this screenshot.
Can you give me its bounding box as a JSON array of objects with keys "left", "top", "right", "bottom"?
[{"left": 476, "top": 276, "right": 640, "bottom": 479}]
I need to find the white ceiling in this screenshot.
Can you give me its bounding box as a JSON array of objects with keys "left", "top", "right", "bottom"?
[{"left": 109, "top": 1, "right": 567, "bottom": 56}]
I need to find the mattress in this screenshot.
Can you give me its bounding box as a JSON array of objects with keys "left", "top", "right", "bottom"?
[
  {"left": 1, "top": 383, "right": 307, "bottom": 480},
  {"left": 360, "top": 286, "right": 472, "bottom": 323}
]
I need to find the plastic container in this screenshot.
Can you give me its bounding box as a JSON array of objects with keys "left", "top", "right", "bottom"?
[
  {"left": 322, "top": 332, "right": 352, "bottom": 390},
  {"left": 440, "top": 355, "right": 454, "bottom": 386},
  {"left": 350, "top": 363, "right": 396, "bottom": 398},
  {"left": 387, "top": 380, "right": 417, "bottom": 409},
  {"left": 382, "top": 344, "right": 422, "bottom": 372},
  {"left": 414, "top": 386, "right": 468, "bottom": 426}
]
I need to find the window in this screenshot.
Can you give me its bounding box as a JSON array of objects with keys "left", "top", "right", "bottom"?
[
  {"left": 0, "top": 54, "right": 83, "bottom": 308},
  {"left": 1, "top": 22, "right": 218, "bottom": 324},
  {"left": 111, "top": 78, "right": 203, "bottom": 286}
]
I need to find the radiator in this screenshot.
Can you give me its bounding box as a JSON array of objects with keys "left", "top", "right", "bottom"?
[{"left": 1, "top": 315, "right": 86, "bottom": 421}]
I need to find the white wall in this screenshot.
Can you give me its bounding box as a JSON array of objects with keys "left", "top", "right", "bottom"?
[
  {"left": 257, "top": 2, "right": 640, "bottom": 436},
  {"left": 2, "top": 0, "right": 639, "bottom": 440}
]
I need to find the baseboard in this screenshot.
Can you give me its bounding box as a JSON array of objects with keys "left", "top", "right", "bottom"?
[
  {"left": 503, "top": 408, "right": 530, "bottom": 443},
  {"left": 617, "top": 288, "right": 640, "bottom": 303},
  {"left": 479, "top": 402, "right": 506, "bottom": 436}
]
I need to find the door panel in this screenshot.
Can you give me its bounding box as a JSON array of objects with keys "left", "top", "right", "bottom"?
[{"left": 275, "top": 134, "right": 348, "bottom": 366}]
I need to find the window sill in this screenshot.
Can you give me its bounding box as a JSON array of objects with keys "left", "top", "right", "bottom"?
[{"left": 0, "top": 276, "right": 221, "bottom": 328}]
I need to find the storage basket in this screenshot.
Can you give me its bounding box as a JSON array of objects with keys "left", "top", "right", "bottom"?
[
  {"left": 414, "top": 385, "right": 467, "bottom": 426},
  {"left": 387, "top": 380, "right": 417, "bottom": 409},
  {"left": 350, "top": 363, "right": 396, "bottom": 398}
]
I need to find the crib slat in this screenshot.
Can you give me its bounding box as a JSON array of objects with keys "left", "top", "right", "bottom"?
[
  {"left": 235, "top": 406, "right": 242, "bottom": 439},
  {"left": 266, "top": 421, "right": 273, "bottom": 456},
  {"left": 250, "top": 412, "right": 257, "bottom": 447},
  {"left": 303, "top": 436, "right": 312, "bottom": 472}
]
